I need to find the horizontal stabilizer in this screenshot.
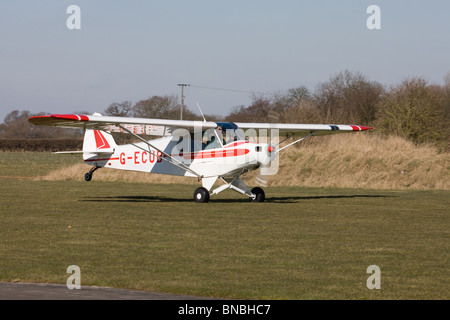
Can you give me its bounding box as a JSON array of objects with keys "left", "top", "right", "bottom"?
[
  {"left": 53, "top": 150, "right": 114, "bottom": 155},
  {"left": 52, "top": 151, "right": 84, "bottom": 155}
]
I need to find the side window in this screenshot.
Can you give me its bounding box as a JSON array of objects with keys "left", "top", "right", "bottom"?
[{"left": 203, "top": 129, "right": 220, "bottom": 150}]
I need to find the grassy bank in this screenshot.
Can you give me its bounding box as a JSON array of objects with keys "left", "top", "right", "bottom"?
[{"left": 250, "top": 133, "right": 450, "bottom": 190}]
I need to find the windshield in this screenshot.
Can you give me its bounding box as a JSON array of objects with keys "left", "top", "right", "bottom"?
[
  {"left": 216, "top": 122, "right": 246, "bottom": 143},
  {"left": 202, "top": 122, "right": 246, "bottom": 150}
]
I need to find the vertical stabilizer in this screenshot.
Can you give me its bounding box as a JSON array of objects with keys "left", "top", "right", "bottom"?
[{"left": 83, "top": 129, "right": 117, "bottom": 156}]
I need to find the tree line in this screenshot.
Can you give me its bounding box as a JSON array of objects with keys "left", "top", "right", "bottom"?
[{"left": 1, "top": 70, "right": 449, "bottom": 150}]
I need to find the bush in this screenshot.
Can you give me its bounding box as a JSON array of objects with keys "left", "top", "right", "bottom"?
[{"left": 376, "top": 78, "right": 446, "bottom": 146}]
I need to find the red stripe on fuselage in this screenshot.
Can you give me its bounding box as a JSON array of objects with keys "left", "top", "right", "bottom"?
[
  {"left": 179, "top": 148, "right": 250, "bottom": 160},
  {"left": 83, "top": 148, "right": 250, "bottom": 165}
]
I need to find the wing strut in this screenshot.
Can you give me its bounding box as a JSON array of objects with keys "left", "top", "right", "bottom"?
[
  {"left": 276, "top": 132, "right": 317, "bottom": 153},
  {"left": 117, "top": 124, "right": 203, "bottom": 179}
]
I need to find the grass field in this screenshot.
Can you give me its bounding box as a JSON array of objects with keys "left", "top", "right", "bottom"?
[{"left": 0, "top": 152, "right": 449, "bottom": 299}]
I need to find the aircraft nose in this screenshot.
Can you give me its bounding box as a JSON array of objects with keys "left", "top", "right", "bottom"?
[{"left": 256, "top": 144, "right": 275, "bottom": 166}]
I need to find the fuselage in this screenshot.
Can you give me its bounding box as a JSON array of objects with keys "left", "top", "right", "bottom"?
[{"left": 84, "top": 136, "right": 275, "bottom": 178}]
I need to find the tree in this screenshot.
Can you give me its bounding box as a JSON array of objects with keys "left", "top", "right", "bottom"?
[
  {"left": 132, "top": 95, "right": 199, "bottom": 120},
  {"left": 286, "top": 86, "right": 311, "bottom": 107},
  {"left": 0, "top": 110, "right": 33, "bottom": 138},
  {"left": 281, "top": 97, "right": 323, "bottom": 124},
  {"left": 225, "top": 97, "right": 273, "bottom": 123},
  {"left": 104, "top": 101, "right": 132, "bottom": 117},
  {"left": 225, "top": 88, "right": 314, "bottom": 124},
  {"left": 275, "top": 86, "right": 322, "bottom": 123},
  {"left": 133, "top": 95, "right": 177, "bottom": 119},
  {"left": 376, "top": 77, "right": 445, "bottom": 145},
  {"left": 313, "top": 70, "right": 383, "bottom": 124},
  {"left": 0, "top": 110, "right": 80, "bottom": 139}
]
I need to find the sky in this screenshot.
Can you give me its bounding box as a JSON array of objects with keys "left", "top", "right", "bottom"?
[{"left": 1, "top": 0, "right": 449, "bottom": 121}]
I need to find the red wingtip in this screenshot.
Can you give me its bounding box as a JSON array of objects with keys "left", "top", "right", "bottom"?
[
  {"left": 28, "top": 114, "right": 89, "bottom": 125},
  {"left": 351, "top": 125, "right": 373, "bottom": 131}
]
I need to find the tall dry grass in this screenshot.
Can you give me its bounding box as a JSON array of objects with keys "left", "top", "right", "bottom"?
[
  {"left": 38, "top": 133, "right": 450, "bottom": 190},
  {"left": 39, "top": 163, "right": 198, "bottom": 185},
  {"left": 252, "top": 133, "right": 450, "bottom": 190}
]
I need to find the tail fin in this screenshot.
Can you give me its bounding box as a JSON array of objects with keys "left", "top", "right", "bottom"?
[{"left": 83, "top": 129, "right": 117, "bottom": 156}]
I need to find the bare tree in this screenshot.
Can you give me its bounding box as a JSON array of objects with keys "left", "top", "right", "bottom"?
[
  {"left": 104, "top": 101, "right": 132, "bottom": 117},
  {"left": 314, "top": 70, "right": 383, "bottom": 124},
  {"left": 0, "top": 110, "right": 80, "bottom": 138},
  {"left": 225, "top": 97, "right": 273, "bottom": 123},
  {"left": 286, "top": 86, "right": 311, "bottom": 106},
  {"left": 132, "top": 95, "right": 181, "bottom": 119}
]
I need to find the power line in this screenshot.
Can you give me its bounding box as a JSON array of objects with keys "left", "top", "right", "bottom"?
[{"left": 189, "top": 85, "right": 267, "bottom": 95}]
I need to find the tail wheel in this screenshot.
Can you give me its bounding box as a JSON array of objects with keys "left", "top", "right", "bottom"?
[
  {"left": 194, "top": 187, "right": 210, "bottom": 203},
  {"left": 85, "top": 167, "right": 99, "bottom": 182},
  {"left": 250, "top": 187, "right": 265, "bottom": 202}
]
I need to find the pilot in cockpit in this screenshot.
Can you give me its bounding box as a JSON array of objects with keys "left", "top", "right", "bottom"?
[{"left": 203, "top": 126, "right": 226, "bottom": 150}]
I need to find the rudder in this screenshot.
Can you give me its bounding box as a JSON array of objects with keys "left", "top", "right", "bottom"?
[{"left": 83, "top": 129, "right": 117, "bottom": 158}]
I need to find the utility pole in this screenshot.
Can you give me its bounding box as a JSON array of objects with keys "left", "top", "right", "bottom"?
[{"left": 177, "top": 83, "right": 190, "bottom": 120}]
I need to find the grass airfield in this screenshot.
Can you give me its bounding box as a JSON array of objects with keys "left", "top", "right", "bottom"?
[{"left": 0, "top": 152, "right": 449, "bottom": 299}]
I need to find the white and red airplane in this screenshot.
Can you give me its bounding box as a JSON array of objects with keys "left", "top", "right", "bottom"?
[{"left": 28, "top": 113, "right": 372, "bottom": 203}]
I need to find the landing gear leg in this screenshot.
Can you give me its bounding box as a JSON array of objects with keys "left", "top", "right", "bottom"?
[
  {"left": 209, "top": 177, "right": 266, "bottom": 203},
  {"left": 85, "top": 167, "right": 100, "bottom": 182}
]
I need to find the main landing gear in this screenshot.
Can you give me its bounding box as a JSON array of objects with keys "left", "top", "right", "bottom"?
[
  {"left": 194, "top": 187, "right": 210, "bottom": 203},
  {"left": 250, "top": 187, "right": 265, "bottom": 203},
  {"left": 193, "top": 177, "right": 265, "bottom": 203},
  {"left": 84, "top": 167, "right": 100, "bottom": 182}
]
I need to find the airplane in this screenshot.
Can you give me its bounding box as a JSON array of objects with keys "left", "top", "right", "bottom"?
[{"left": 28, "top": 113, "right": 372, "bottom": 203}]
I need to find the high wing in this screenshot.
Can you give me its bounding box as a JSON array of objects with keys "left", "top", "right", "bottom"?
[
  {"left": 28, "top": 113, "right": 372, "bottom": 137},
  {"left": 234, "top": 122, "right": 373, "bottom": 137},
  {"left": 28, "top": 113, "right": 217, "bottom": 135}
]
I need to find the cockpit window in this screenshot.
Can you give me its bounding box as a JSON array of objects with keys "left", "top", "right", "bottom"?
[
  {"left": 201, "top": 122, "right": 246, "bottom": 150},
  {"left": 215, "top": 122, "right": 246, "bottom": 144},
  {"left": 202, "top": 128, "right": 223, "bottom": 150}
]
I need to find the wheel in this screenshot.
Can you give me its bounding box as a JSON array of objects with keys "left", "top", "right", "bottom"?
[
  {"left": 84, "top": 173, "right": 92, "bottom": 182},
  {"left": 194, "top": 187, "right": 210, "bottom": 203},
  {"left": 250, "top": 187, "right": 265, "bottom": 202}
]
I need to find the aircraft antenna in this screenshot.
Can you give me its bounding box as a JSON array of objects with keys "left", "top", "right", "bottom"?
[{"left": 196, "top": 102, "right": 207, "bottom": 122}]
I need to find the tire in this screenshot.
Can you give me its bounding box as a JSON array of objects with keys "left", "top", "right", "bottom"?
[
  {"left": 250, "top": 187, "right": 265, "bottom": 202},
  {"left": 194, "top": 187, "right": 210, "bottom": 203},
  {"left": 84, "top": 173, "right": 92, "bottom": 182}
]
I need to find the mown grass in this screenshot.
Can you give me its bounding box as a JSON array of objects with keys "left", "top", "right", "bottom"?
[
  {"left": 0, "top": 151, "right": 449, "bottom": 299},
  {"left": 1, "top": 182, "right": 449, "bottom": 299},
  {"left": 0, "top": 152, "right": 81, "bottom": 178}
]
